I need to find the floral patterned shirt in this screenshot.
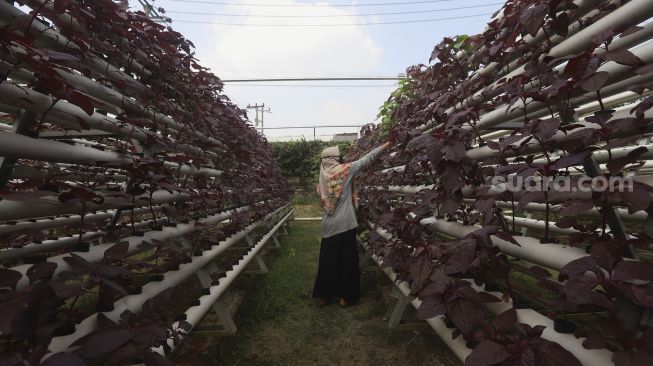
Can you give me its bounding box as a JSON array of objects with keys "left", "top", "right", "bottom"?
[{"left": 320, "top": 145, "right": 386, "bottom": 238}]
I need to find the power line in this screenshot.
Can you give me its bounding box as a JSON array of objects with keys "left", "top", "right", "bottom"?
[
  {"left": 168, "top": 0, "right": 461, "bottom": 7},
  {"left": 172, "top": 13, "right": 493, "bottom": 26},
  {"left": 222, "top": 77, "right": 404, "bottom": 82},
  {"left": 227, "top": 84, "right": 398, "bottom": 87},
  {"left": 261, "top": 125, "right": 365, "bottom": 129},
  {"left": 164, "top": 3, "right": 503, "bottom": 18}
]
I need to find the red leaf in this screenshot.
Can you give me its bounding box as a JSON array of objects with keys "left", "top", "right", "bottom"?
[
  {"left": 534, "top": 339, "right": 582, "bottom": 366},
  {"left": 0, "top": 268, "right": 22, "bottom": 290},
  {"left": 635, "top": 63, "right": 653, "bottom": 76},
  {"left": 417, "top": 298, "right": 446, "bottom": 320},
  {"left": 606, "top": 146, "right": 648, "bottom": 175},
  {"left": 612, "top": 261, "right": 653, "bottom": 282},
  {"left": 559, "top": 200, "right": 594, "bottom": 217},
  {"left": 602, "top": 49, "right": 644, "bottom": 67},
  {"left": 104, "top": 242, "right": 130, "bottom": 261},
  {"left": 0, "top": 299, "right": 25, "bottom": 335},
  {"left": 101, "top": 278, "right": 127, "bottom": 296},
  {"left": 27, "top": 262, "right": 57, "bottom": 284},
  {"left": 556, "top": 216, "right": 577, "bottom": 229},
  {"left": 519, "top": 4, "right": 547, "bottom": 37},
  {"left": 50, "top": 281, "right": 84, "bottom": 298},
  {"left": 622, "top": 184, "right": 651, "bottom": 214},
  {"left": 448, "top": 299, "right": 478, "bottom": 335},
  {"left": 613, "top": 350, "right": 653, "bottom": 366},
  {"left": 69, "top": 90, "right": 95, "bottom": 116},
  {"left": 564, "top": 52, "right": 592, "bottom": 80},
  {"left": 410, "top": 255, "right": 434, "bottom": 291},
  {"left": 491, "top": 307, "right": 517, "bottom": 332},
  {"left": 142, "top": 351, "right": 175, "bottom": 366},
  {"left": 494, "top": 231, "right": 521, "bottom": 246},
  {"left": 531, "top": 118, "right": 561, "bottom": 141},
  {"left": 579, "top": 71, "right": 610, "bottom": 92},
  {"left": 53, "top": 0, "right": 71, "bottom": 14},
  {"left": 465, "top": 340, "right": 509, "bottom": 366},
  {"left": 78, "top": 328, "right": 132, "bottom": 358},
  {"left": 41, "top": 353, "right": 85, "bottom": 366},
  {"left": 631, "top": 96, "right": 653, "bottom": 118},
  {"left": 560, "top": 256, "right": 599, "bottom": 279},
  {"left": 564, "top": 275, "right": 599, "bottom": 305}
]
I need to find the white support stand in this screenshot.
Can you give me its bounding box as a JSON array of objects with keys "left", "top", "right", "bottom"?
[
  {"left": 244, "top": 254, "right": 268, "bottom": 274},
  {"left": 388, "top": 286, "right": 411, "bottom": 330},
  {"left": 178, "top": 238, "right": 193, "bottom": 250},
  {"left": 245, "top": 233, "right": 257, "bottom": 247},
  {"left": 205, "top": 261, "right": 219, "bottom": 275},
  {"left": 271, "top": 233, "right": 282, "bottom": 249},
  {"left": 193, "top": 267, "right": 238, "bottom": 335},
  {"left": 521, "top": 212, "right": 533, "bottom": 236},
  {"left": 357, "top": 240, "right": 381, "bottom": 272},
  {"left": 195, "top": 267, "right": 213, "bottom": 288},
  {"left": 209, "top": 296, "right": 238, "bottom": 335}
]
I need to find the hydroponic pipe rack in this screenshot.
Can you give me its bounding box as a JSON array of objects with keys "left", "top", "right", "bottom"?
[
  {"left": 352, "top": 0, "right": 653, "bottom": 365},
  {"left": 0, "top": 1, "right": 290, "bottom": 364}
]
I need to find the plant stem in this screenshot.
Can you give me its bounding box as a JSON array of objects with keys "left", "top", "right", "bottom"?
[{"left": 596, "top": 90, "right": 605, "bottom": 111}]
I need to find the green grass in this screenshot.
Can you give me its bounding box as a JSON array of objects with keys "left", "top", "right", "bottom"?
[
  {"left": 292, "top": 191, "right": 323, "bottom": 218},
  {"left": 172, "top": 193, "right": 458, "bottom": 366},
  {"left": 174, "top": 220, "right": 457, "bottom": 366}
]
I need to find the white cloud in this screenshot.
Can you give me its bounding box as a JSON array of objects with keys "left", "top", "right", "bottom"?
[
  {"left": 198, "top": 0, "right": 382, "bottom": 77},
  {"left": 188, "top": 0, "right": 392, "bottom": 140}
]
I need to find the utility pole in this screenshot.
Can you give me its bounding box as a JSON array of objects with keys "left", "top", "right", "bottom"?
[
  {"left": 246, "top": 103, "right": 271, "bottom": 131},
  {"left": 138, "top": 0, "right": 171, "bottom": 24}
]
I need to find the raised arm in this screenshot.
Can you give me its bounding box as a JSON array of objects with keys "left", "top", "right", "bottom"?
[{"left": 349, "top": 142, "right": 390, "bottom": 177}]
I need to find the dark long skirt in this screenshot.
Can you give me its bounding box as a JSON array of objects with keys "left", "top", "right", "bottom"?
[{"left": 312, "top": 228, "right": 360, "bottom": 303}]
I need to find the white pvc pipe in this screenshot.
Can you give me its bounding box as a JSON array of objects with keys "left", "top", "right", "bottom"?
[
  {"left": 466, "top": 108, "right": 653, "bottom": 161},
  {"left": 422, "top": 0, "right": 610, "bottom": 132},
  {"left": 0, "top": 210, "right": 115, "bottom": 236},
  {"left": 0, "top": 220, "right": 156, "bottom": 262},
  {"left": 0, "top": 6, "right": 237, "bottom": 157},
  {"left": 0, "top": 82, "right": 218, "bottom": 160},
  {"left": 373, "top": 173, "right": 653, "bottom": 204},
  {"left": 468, "top": 42, "right": 653, "bottom": 134},
  {"left": 46, "top": 205, "right": 290, "bottom": 355},
  {"left": 152, "top": 209, "right": 294, "bottom": 356},
  {"left": 0, "top": 82, "right": 148, "bottom": 141},
  {"left": 491, "top": 200, "right": 648, "bottom": 221},
  {"left": 420, "top": 218, "right": 588, "bottom": 271},
  {"left": 370, "top": 223, "right": 613, "bottom": 366},
  {"left": 378, "top": 259, "right": 472, "bottom": 363},
  {"left": 419, "top": 0, "right": 653, "bottom": 133},
  {"left": 7, "top": 162, "right": 220, "bottom": 182},
  {"left": 507, "top": 217, "right": 579, "bottom": 235},
  {"left": 360, "top": 231, "right": 472, "bottom": 362},
  {"left": 0, "top": 190, "right": 191, "bottom": 222},
  {"left": 11, "top": 205, "right": 255, "bottom": 290},
  {"left": 19, "top": 0, "right": 152, "bottom": 79},
  {"left": 576, "top": 91, "right": 653, "bottom": 116},
  {"left": 475, "top": 285, "right": 614, "bottom": 366},
  {"left": 0, "top": 129, "right": 132, "bottom": 165}
]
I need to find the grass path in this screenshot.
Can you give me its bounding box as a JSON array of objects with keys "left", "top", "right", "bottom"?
[{"left": 174, "top": 199, "right": 458, "bottom": 365}]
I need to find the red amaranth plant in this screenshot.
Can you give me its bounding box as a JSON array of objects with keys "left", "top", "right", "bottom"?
[{"left": 351, "top": 0, "right": 653, "bottom": 365}]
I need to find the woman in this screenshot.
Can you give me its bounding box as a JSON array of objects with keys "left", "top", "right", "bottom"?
[{"left": 313, "top": 142, "right": 390, "bottom": 306}]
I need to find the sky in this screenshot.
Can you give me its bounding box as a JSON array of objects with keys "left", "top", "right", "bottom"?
[{"left": 129, "top": 0, "right": 496, "bottom": 140}]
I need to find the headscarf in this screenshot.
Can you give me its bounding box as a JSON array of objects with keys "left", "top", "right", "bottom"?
[{"left": 317, "top": 146, "right": 357, "bottom": 215}]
